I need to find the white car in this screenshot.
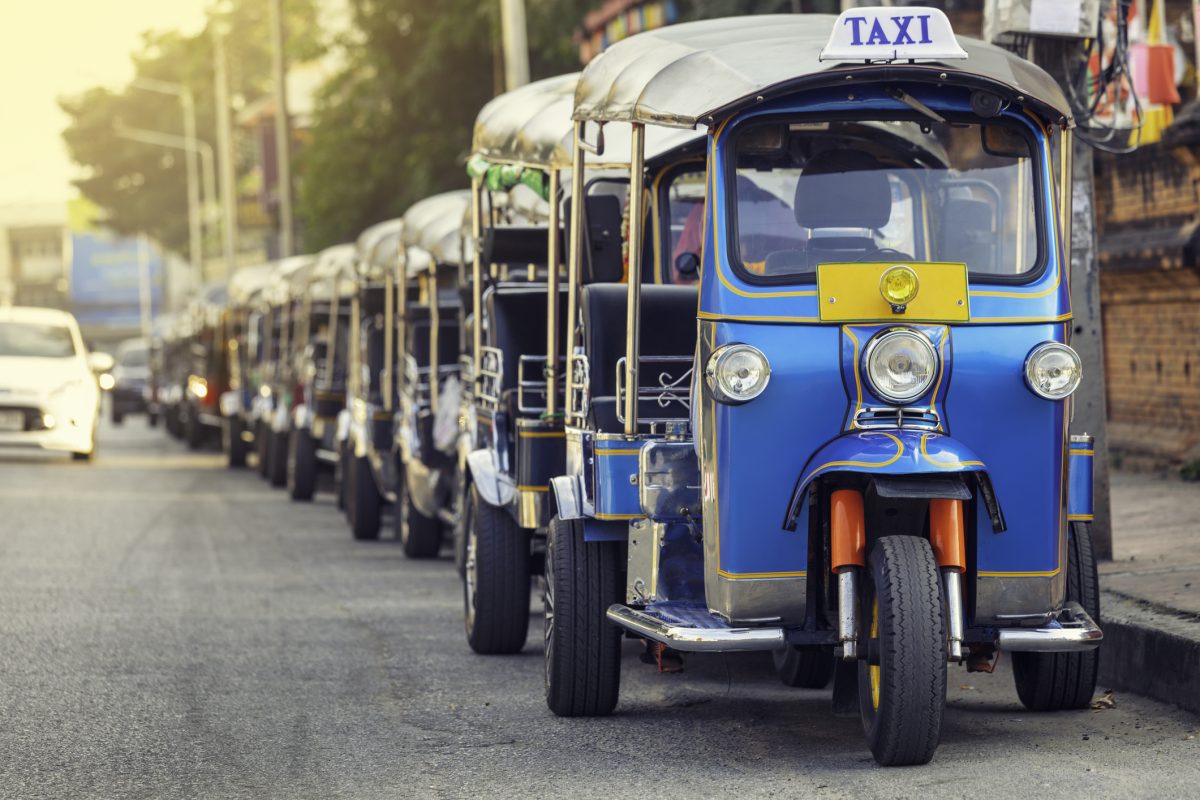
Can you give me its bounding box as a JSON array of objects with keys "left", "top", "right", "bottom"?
[{"left": 0, "top": 307, "right": 110, "bottom": 461}]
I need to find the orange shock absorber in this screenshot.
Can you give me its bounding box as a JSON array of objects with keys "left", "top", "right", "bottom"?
[
  {"left": 929, "top": 498, "right": 966, "bottom": 572},
  {"left": 830, "top": 489, "right": 866, "bottom": 572}
]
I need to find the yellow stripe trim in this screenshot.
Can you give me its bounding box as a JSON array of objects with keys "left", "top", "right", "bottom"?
[
  {"left": 595, "top": 512, "right": 643, "bottom": 521},
  {"left": 1070, "top": 449, "right": 1095, "bottom": 456},
  {"left": 919, "top": 434, "right": 984, "bottom": 469},
  {"left": 1067, "top": 514, "right": 1094, "bottom": 521},
  {"left": 518, "top": 430, "right": 565, "bottom": 439},
  {"left": 596, "top": 448, "right": 641, "bottom": 456},
  {"left": 979, "top": 569, "right": 1062, "bottom": 578},
  {"left": 800, "top": 431, "right": 905, "bottom": 486},
  {"left": 718, "top": 569, "right": 807, "bottom": 580},
  {"left": 517, "top": 485, "right": 550, "bottom": 493}
]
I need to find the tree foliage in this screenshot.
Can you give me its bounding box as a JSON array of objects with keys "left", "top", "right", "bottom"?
[{"left": 60, "top": 0, "right": 323, "bottom": 254}]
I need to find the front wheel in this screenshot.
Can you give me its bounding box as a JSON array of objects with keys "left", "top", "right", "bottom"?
[
  {"left": 349, "top": 455, "right": 382, "bottom": 541},
  {"left": 267, "top": 429, "right": 288, "bottom": 488},
  {"left": 1012, "top": 521, "right": 1100, "bottom": 711},
  {"left": 464, "top": 486, "right": 530, "bottom": 654},
  {"left": 287, "top": 428, "right": 318, "bottom": 501},
  {"left": 224, "top": 417, "right": 247, "bottom": 468},
  {"left": 773, "top": 646, "right": 835, "bottom": 689},
  {"left": 397, "top": 475, "right": 442, "bottom": 558},
  {"left": 184, "top": 408, "right": 204, "bottom": 450},
  {"left": 857, "top": 535, "right": 947, "bottom": 767},
  {"left": 543, "top": 515, "right": 622, "bottom": 717},
  {"left": 255, "top": 422, "right": 270, "bottom": 478}
]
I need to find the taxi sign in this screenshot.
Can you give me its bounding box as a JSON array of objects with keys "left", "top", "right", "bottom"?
[{"left": 819, "top": 6, "right": 968, "bottom": 63}]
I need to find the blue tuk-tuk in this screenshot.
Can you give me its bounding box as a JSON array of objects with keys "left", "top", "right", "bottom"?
[
  {"left": 544, "top": 8, "right": 1101, "bottom": 766},
  {"left": 462, "top": 73, "right": 705, "bottom": 654}
]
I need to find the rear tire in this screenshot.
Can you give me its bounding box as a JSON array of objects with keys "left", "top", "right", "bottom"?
[
  {"left": 543, "top": 515, "right": 623, "bottom": 717},
  {"left": 464, "top": 486, "right": 530, "bottom": 654},
  {"left": 255, "top": 422, "right": 270, "bottom": 477},
  {"left": 224, "top": 417, "right": 247, "bottom": 468},
  {"left": 111, "top": 407, "right": 124, "bottom": 425},
  {"left": 773, "top": 646, "right": 836, "bottom": 689},
  {"left": 349, "top": 455, "right": 382, "bottom": 541},
  {"left": 184, "top": 408, "right": 203, "bottom": 450},
  {"left": 147, "top": 412, "right": 158, "bottom": 428},
  {"left": 288, "top": 428, "right": 318, "bottom": 500},
  {"left": 1012, "top": 521, "right": 1100, "bottom": 711},
  {"left": 267, "top": 429, "right": 288, "bottom": 488},
  {"left": 397, "top": 475, "right": 441, "bottom": 558},
  {"left": 453, "top": 472, "right": 470, "bottom": 578},
  {"left": 857, "top": 535, "right": 946, "bottom": 767}
]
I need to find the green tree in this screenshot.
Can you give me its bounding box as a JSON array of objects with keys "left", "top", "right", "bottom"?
[{"left": 60, "top": 0, "right": 323, "bottom": 256}]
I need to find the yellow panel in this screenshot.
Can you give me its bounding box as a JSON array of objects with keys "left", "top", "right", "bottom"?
[{"left": 818, "top": 262, "right": 970, "bottom": 323}]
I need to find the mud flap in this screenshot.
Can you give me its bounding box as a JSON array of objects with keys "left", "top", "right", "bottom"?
[{"left": 832, "top": 658, "right": 859, "bottom": 718}]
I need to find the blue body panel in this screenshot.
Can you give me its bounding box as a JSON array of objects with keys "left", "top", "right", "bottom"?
[
  {"left": 1068, "top": 440, "right": 1095, "bottom": 521},
  {"left": 593, "top": 440, "right": 643, "bottom": 520}
]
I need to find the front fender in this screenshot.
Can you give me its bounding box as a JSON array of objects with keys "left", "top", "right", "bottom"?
[
  {"left": 467, "top": 448, "right": 515, "bottom": 509},
  {"left": 786, "top": 430, "right": 1004, "bottom": 531}
]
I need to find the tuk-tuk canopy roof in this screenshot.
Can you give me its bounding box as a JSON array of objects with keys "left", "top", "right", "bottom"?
[
  {"left": 264, "top": 255, "right": 315, "bottom": 305},
  {"left": 354, "top": 218, "right": 403, "bottom": 281},
  {"left": 227, "top": 262, "right": 274, "bottom": 307},
  {"left": 401, "top": 190, "right": 472, "bottom": 272},
  {"left": 573, "top": 14, "right": 1071, "bottom": 129},
  {"left": 472, "top": 72, "right": 703, "bottom": 169},
  {"left": 310, "top": 243, "right": 358, "bottom": 301}
]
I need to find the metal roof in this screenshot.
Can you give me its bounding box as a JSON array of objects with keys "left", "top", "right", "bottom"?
[
  {"left": 264, "top": 255, "right": 315, "bottom": 305},
  {"left": 309, "top": 243, "right": 358, "bottom": 301},
  {"left": 354, "top": 218, "right": 403, "bottom": 281},
  {"left": 472, "top": 72, "right": 702, "bottom": 169},
  {"left": 401, "top": 190, "right": 472, "bottom": 271},
  {"left": 227, "top": 262, "right": 275, "bottom": 307},
  {"left": 573, "top": 15, "right": 1071, "bottom": 128}
]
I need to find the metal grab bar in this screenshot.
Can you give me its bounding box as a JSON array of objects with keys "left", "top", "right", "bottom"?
[{"left": 615, "top": 355, "right": 693, "bottom": 427}]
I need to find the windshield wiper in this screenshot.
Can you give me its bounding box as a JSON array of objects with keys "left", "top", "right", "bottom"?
[{"left": 886, "top": 87, "right": 947, "bottom": 125}]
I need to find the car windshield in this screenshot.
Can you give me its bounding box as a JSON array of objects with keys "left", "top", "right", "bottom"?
[
  {"left": 119, "top": 347, "right": 149, "bottom": 368},
  {"left": 0, "top": 321, "right": 76, "bottom": 358},
  {"left": 731, "top": 118, "right": 1040, "bottom": 282}
]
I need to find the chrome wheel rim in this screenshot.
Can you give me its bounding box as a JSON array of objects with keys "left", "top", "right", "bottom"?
[
  {"left": 464, "top": 521, "right": 478, "bottom": 632},
  {"left": 543, "top": 531, "right": 555, "bottom": 685}
]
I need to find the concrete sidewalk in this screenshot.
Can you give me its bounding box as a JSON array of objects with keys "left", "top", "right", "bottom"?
[{"left": 1099, "top": 472, "right": 1200, "bottom": 713}]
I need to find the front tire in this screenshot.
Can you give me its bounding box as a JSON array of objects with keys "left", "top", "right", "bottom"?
[
  {"left": 349, "top": 455, "right": 382, "bottom": 541},
  {"left": 397, "top": 474, "right": 441, "bottom": 558},
  {"left": 543, "top": 515, "right": 622, "bottom": 717},
  {"left": 1012, "top": 521, "right": 1100, "bottom": 711},
  {"left": 287, "top": 428, "right": 318, "bottom": 501},
  {"left": 224, "top": 417, "right": 247, "bottom": 468},
  {"left": 464, "top": 486, "right": 530, "bottom": 654},
  {"left": 267, "top": 429, "right": 288, "bottom": 487},
  {"left": 857, "top": 535, "right": 946, "bottom": 767},
  {"left": 184, "top": 408, "right": 203, "bottom": 450},
  {"left": 452, "top": 471, "right": 469, "bottom": 578},
  {"left": 255, "top": 422, "right": 270, "bottom": 478},
  {"left": 773, "top": 646, "right": 835, "bottom": 689}
]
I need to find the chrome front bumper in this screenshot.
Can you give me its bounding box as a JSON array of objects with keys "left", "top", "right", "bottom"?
[
  {"left": 606, "top": 604, "right": 785, "bottom": 652},
  {"left": 996, "top": 602, "right": 1103, "bottom": 653}
]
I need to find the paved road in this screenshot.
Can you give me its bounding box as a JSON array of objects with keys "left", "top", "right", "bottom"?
[{"left": 1, "top": 418, "right": 1197, "bottom": 799}]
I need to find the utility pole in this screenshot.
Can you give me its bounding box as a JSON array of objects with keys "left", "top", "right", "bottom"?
[
  {"left": 213, "top": 26, "right": 239, "bottom": 280},
  {"left": 270, "top": 0, "right": 295, "bottom": 258},
  {"left": 499, "top": 0, "right": 530, "bottom": 91},
  {"left": 137, "top": 235, "right": 153, "bottom": 337},
  {"left": 130, "top": 79, "right": 203, "bottom": 281}
]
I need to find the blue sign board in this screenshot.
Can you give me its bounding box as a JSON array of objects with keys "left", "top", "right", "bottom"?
[{"left": 69, "top": 232, "right": 163, "bottom": 328}]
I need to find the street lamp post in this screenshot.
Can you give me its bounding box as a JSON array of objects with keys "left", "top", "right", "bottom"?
[
  {"left": 270, "top": 0, "right": 295, "bottom": 258},
  {"left": 130, "top": 78, "right": 203, "bottom": 279},
  {"left": 212, "top": 26, "right": 239, "bottom": 280}
]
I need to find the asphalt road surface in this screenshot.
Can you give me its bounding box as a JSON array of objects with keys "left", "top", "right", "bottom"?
[{"left": 1, "top": 416, "right": 1197, "bottom": 799}]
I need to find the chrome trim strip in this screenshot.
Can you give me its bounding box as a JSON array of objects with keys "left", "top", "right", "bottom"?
[
  {"left": 606, "top": 604, "right": 785, "bottom": 652},
  {"left": 996, "top": 601, "right": 1102, "bottom": 652}
]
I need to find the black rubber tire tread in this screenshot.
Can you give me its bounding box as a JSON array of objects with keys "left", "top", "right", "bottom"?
[
  {"left": 858, "top": 535, "right": 946, "bottom": 767},
  {"left": 225, "top": 418, "right": 247, "bottom": 468},
  {"left": 111, "top": 408, "right": 124, "bottom": 425},
  {"left": 147, "top": 412, "right": 158, "bottom": 428},
  {"left": 398, "top": 479, "right": 442, "bottom": 558},
  {"left": 543, "top": 515, "right": 622, "bottom": 717},
  {"left": 1012, "top": 522, "right": 1100, "bottom": 711},
  {"left": 453, "top": 474, "right": 469, "bottom": 578},
  {"left": 287, "top": 428, "right": 317, "bottom": 501},
  {"left": 267, "top": 429, "right": 288, "bottom": 488},
  {"left": 256, "top": 423, "right": 270, "bottom": 478},
  {"left": 336, "top": 448, "right": 348, "bottom": 513},
  {"left": 349, "top": 455, "right": 382, "bottom": 541},
  {"left": 465, "top": 486, "right": 530, "bottom": 654},
  {"left": 185, "top": 409, "right": 204, "bottom": 451},
  {"left": 773, "top": 646, "right": 836, "bottom": 689}
]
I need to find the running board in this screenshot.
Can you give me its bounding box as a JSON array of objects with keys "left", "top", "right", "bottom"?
[
  {"left": 996, "top": 601, "right": 1103, "bottom": 652},
  {"left": 606, "top": 604, "right": 785, "bottom": 653}
]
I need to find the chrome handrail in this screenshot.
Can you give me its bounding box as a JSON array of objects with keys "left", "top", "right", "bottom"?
[{"left": 615, "top": 355, "right": 693, "bottom": 427}]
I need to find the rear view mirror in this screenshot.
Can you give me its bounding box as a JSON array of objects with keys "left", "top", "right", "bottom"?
[
  {"left": 87, "top": 352, "right": 115, "bottom": 374},
  {"left": 981, "top": 125, "right": 1028, "bottom": 159},
  {"left": 674, "top": 252, "right": 701, "bottom": 278}
]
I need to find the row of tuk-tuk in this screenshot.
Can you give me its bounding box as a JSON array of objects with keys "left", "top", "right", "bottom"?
[{"left": 151, "top": 9, "right": 1102, "bottom": 765}]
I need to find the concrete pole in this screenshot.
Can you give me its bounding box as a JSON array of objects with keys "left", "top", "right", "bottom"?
[
  {"left": 137, "top": 235, "right": 153, "bottom": 337},
  {"left": 213, "top": 28, "right": 239, "bottom": 280},
  {"left": 269, "top": 0, "right": 295, "bottom": 258},
  {"left": 499, "top": 0, "right": 530, "bottom": 91}
]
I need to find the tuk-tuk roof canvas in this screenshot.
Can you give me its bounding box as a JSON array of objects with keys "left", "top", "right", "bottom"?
[
  {"left": 573, "top": 15, "right": 1071, "bottom": 128},
  {"left": 227, "top": 262, "right": 275, "bottom": 306},
  {"left": 401, "top": 190, "right": 472, "bottom": 269}
]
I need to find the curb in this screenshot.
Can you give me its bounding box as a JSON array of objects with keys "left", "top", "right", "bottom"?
[{"left": 1098, "top": 591, "right": 1200, "bottom": 715}]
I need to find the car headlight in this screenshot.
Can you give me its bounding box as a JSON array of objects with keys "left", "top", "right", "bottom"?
[
  {"left": 1024, "top": 342, "right": 1082, "bottom": 400},
  {"left": 98, "top": 373, "right": 116, "bottom": 391},
  {"left": 862, "top": 328, "right": 938, "bottom": 404},
  {"left": 705, "top": 344, "right": 771, "bottom": 404}
]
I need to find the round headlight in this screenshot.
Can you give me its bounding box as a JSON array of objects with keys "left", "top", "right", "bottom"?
[
  {"left": 705, "top": 344, "right": 771, "bottom": 404},
  {"left": 1024, "top": 342, "right": 1082, "bottom": 400},
  {"left": 863, "top": 328, "right": 938, "bottom": 404}
]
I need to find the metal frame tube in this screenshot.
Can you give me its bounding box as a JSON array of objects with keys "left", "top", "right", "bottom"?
[
  {"left": 1060, "top": 127, "right": 1073, "bottom": 282},
  {"left": 384, "top": 268, "right": 395, "bottom": 413},
  {"left": 622, "top": 123, "right": 646, "bottom": 436},
  {"left": 564, "top": 123, "right": 586, "bottom": 422},
  {"left": 943, "top": 568, "right": 964, "bottom": 661},
  {"left": 471, "top": 177, "right": 484, "bottom": 380},
  {"left": 545, "top": 169, "right": 561, "bottom": 417},
  {"left": 429, "top": 265, "right": 440, "bottom": 414},
  {"left": 325, "top": 291, "right": 340, "bottom": 392},
  {"left": 837, "top": 569, "right": 859, "bottom": 661}
]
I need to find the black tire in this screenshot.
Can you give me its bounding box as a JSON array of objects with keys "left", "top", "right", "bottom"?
[
  {"left": 336, "top": 447, "right": 349, "bottom": 513},
  {"left": 255, "top": 422, "right": 270, "bottom": 477},
  {"left": 111, "top": 407, "right": 124, "bottom": 425},
  {"left": 1012, "top": 522, "right": 1100, "bottom": 711},
  {"left": 453, "top": 472, "right": 470, "bottom": 578},
  {"left": 857, "top": 535, "right": 946, "bottom": 767},
  {"left": 464, "top": 486, "right": 530, "bottom": 654},
  {"left": 224, "top": 417, "right": 247, "bottom": 468},
  {"left": 349, "top": 455, "right": 382, "bottom": 541},
  {"left": 267, "top": 429, "right": 288, "bottom": 488},
  {"left": 773, "top": 646, "right": 836, "bottom": 689},
  {"left": 397, "top": 475, "right": 441, "bottom": 558},
  {"left": 147, "top": 412, "right": 158, "bottom": 428},
  {"left": 287, "top": 428, "right": 318, "bottom": 500},
  {"left": 71, "top": 450, "right": 93, "bottom": 462},
  {"left": 544, "top": 515, "right": 623, "bottom": 717},
  {"left": 184, "top": 408, "right": 203, "bottom": 450}
]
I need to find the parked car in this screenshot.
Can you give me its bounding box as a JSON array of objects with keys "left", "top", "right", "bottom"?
[
  {"left": 110, "top": 337, "right": 154, "bottom": 425},
  {"left": 0, "top": 306, "right": 110, "bottom": 461}
]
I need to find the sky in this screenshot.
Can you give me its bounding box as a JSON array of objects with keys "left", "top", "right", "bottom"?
[{"left": 0, "top": 0, "right": 210, "bottom": 207}]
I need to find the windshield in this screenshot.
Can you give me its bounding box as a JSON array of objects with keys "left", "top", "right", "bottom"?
[
  {"left": 731, "top": 118, "right": 1040, "bottom": 282},
  {"left": 661, "top": 166, "right": 706, "bottom": 285},
  {"left": 119, "top": 347, "right": 149, "bottom": 368},
  {"left": 0, "top": 322, "right": 77, "bottom": 358}
]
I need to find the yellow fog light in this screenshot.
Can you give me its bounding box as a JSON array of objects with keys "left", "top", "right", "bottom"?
[{"left": 880, "top": 265, "right": 919, "bottom": 312}]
